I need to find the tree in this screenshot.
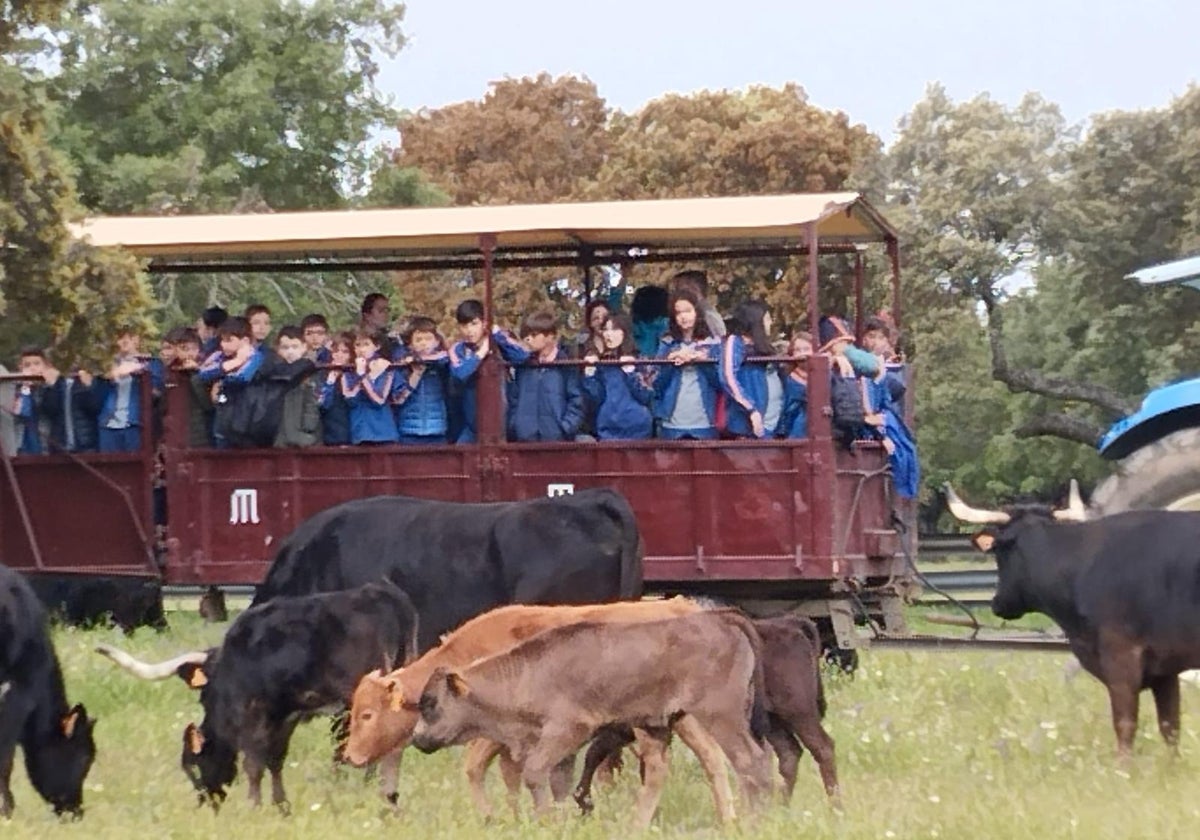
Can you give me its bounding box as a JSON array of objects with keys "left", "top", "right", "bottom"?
[{"left": 48, "top": 0, "right": 407, "bottom": 214}]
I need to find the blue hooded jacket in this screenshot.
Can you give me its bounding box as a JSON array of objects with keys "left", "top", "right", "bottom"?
[
  {"left": 581, "top": 362, "right": 654, "bottom": 440},
  {"left": 651, "top": 336, "right": 720, "bottom": 428},
  {"left": 506, "top": 343, "right": 584, "bottom": 442}
]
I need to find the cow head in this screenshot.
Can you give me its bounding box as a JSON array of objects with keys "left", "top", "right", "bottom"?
[
  {"left": 944, "top": 481, "right": 1088, "bottom": 620},
  {"left": 410, "top": 668, "right": 477, "bottom": 754},
  {"left": 24, "top": 703, "right": 96, "bottom": 818},
  {"left": 345, "top": 670, "right": 421, "bottom": 767},
  {"left": 181, "top": 722, "right": 237, "bottom": 808}
]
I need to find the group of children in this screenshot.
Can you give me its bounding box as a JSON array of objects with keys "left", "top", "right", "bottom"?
[{"left": 7, "top": 275, "right": 918, "bottom": 497}]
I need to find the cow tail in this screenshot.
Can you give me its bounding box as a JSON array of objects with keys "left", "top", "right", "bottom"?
[
  {"left": 795, "top": 615, "right": 828, "bottom": 719},
  {"left": 612, "top": 495, "right": 644, "bottom": 599},
  {"left": 406, "top": 608, "right": 420, "bottom": 665},
  {"left": 722, "top": 611, "right": 769, "bottom": 743}
]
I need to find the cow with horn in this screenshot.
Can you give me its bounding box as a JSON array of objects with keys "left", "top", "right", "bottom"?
[
  {"left": 96, "top": 582, "right": 418, "bottom": 810},
  {"left": 945, "top": 479, "right": 1200, "bottom": 760}
]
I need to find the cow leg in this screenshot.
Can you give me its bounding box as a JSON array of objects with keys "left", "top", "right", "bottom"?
[
  {"left": 377, "top": 747, "right": 403, "bottom": 811},
  {"left": 575, "top": 727, "right": 635, "bottom": 815},
  {"left": 242, "top": 751, "right": 267, "bottom": 808},
  {"left": 672, "top": 714, "right": 736, "bottom": 825},
  {"left": 783, "top": 712, "right": 839, "bottom": 802},
  {"left": 548, "top": 754, "right": 576, "bottom": 802},
  {"left": 462, "top": 738, "right": 503, "bottom": 817},
  {"left": 1149, "top": 675, "right": 1182, "bottom": 753},
  {"left": 630, "top": 728, "right": 670, "bottom": 830},
  {"left": 698, "top": 715, "right": 773, "bottom": 808},
  {"left": 496, "top": 747, "right": 523, "bottom": 817},
  {"left": 522, "top": 724, "right": 591, "bottom": 817},
  {"left": 0, "top": 744, "right": 14, "bottom": 818},
  {"left": 764, "top": 723, "right": 802, "bottom": 801}
]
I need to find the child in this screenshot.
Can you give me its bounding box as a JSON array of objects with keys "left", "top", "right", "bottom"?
[
  {"left": 581, "top": 312, "right": 654, "bottom": 440},
  {"left": 318, "top": 332, "right": 353, "bottom": 446},
  {"left": 447, "top": 299, "right": 530, "bottom": 444},
  {"left": 392, "top": 317, "right": 450, "bottom": 445},
  {"left": 507, "top": 310, "right": 584, "bottom": 442},
  {"left": 41, "top": 354, "right": 100, "bottom": 453},
  {"left": 341, "top": 328, "right": 398, "bottom": 444},
  {"left": 653, "top": 288, "right": 720, "bottom": 440},
  {"left": 12, "top": 348, "right": 50, "bottom": 454},
  {"left": 96, "top": 326, "right": 158, "bottom": 453},
  {"left": 300, "top": 314, "right": 332, "bottom": 364},
  {"left": 169, "top": 326, "right": 214, "bottom": 447},
  {"left": 198, "top": 317, "right": 265, "bottom": 448},
  {"left": 197, "top": 306, "right": 227, "bottom": 358},
  {"left": 778, "top": 333, "right": 813, "bottom": 439},
  {"left": 244, "top": 304, "right": 272, "bottom": 348},
  {"left": 718, "top": 300, "right": 774, "bottom": 439},
  {"left": 272, "top": 326, "right": 321, "bottom": 448}
]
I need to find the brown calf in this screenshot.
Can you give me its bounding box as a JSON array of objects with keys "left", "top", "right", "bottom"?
[
  {"left": 345, "top": 597, "right": 701, "bottom": 812},
  {"left": 409, "top": 610, "right": 774, "bottom": 827}
]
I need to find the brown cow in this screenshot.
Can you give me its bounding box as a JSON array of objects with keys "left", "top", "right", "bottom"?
[
  {"left": 574, "top": 613, "right": 838, "bottom": 811},
  {"left": 408, "top": 610, "right": 774, "bottom": 827},
  {"left": 345, "top": 597, "right": 703, "bottom": 813}
]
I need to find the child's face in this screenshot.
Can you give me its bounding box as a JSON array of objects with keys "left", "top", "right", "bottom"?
[
  {"left": 277, "top": 336, "right": 305, "bottom": 364},
  {"left": 19, "top": 355, "right": 45, "bottom": 377},
  {"left": 410, "top": 330, "right": 439, "bottom": 356},
  {"left": 160, "top": 342, "right": 177, "bottom": 364},
  {"left": 354, "top": 338, "right": 380, "bottom": 360},
  {"left": 331, "top": 343, "right": 352, "bottom": 366},
  {"left": 790, "top": 336, "right": 813, "bottom": 357},
  {"left": 673, "top": 300, "right": 697, "bottom": 334},
  {"left": 219, "top": 335, "right": 245, "bottom": 358},
  {"left": 177, "top": 341, "right": 201, "bottom": 365},
  {"left": 116, "top": 332, "right": 140, "bottom": 356},
  {"left": 601, "top": 320, "right": 625, "bottom": 352},
  {"left": 863, "top": 329, "right": 891, "bottom": 355},
  {"left": 588, "top": 305, "right": 610, "bottom": 334},
  {"left": 524, "top": 331, "right": 555, "bottom": 355},
  {"left": 249, "top": 312, "right": 272, "bottom": 342},
  {"left": 458, "top": 317, "right": 485, "bottom": 345},
  {"left": 303, "top": 324, "right": 328, "bottom": 351}
]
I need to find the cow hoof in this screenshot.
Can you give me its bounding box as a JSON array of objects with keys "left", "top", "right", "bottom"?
[{"left": 572, "top": 791, "right": 594, "bottom": 816}]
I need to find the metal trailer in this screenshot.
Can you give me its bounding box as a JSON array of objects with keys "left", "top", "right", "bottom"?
[{"left": 0, "top": 192, "right": 912, "bottom": 650}]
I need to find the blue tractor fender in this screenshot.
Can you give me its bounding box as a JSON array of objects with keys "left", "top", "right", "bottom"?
[{"left": 1099, "top": 376, "right": 1200, "bottom": 461}]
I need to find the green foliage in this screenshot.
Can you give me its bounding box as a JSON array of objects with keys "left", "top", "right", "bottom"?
[{"left": 48, "top": 0, "right": 408, "bottom": 213}]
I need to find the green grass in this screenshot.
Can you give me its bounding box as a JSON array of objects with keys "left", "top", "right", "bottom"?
[{"left": 5, "top": 610, "right": 1200, "bottom": 838}]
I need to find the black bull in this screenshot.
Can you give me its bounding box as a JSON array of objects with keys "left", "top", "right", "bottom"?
[
  {"left": 0, "top": 565, "right": 96, "bottom": 818},
  {"left": 948, "top": 485, "right": 1200, "bottom": 759},
  {"left": 251, "top": 488, "right": 644, "bottom": 651}
]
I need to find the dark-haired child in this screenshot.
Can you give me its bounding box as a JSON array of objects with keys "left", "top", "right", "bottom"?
[
  {"left": 581, "top": 312, "right": 653, "bottom": 440},
  {"left": 341, "top": 328, "right": 398, "bottom": 444},
  {"left": 392, "top": 317, "right": 450, "bottom": 445},
  {"left": 447, "top": 299, "right": 530, "bottom": 443}
]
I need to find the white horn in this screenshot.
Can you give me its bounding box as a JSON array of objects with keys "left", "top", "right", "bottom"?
[
  {"left": 95, "top": 644, "right": 209, "bottom": 680},
  {"left": 1053, "top": 479, "right": 1088, "bottom": 522},
  {"left": 943, "top": 484, "right": 1011, "bottom": 525}
]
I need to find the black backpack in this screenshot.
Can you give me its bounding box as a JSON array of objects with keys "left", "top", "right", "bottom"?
[
  {"left": 830, "top": 373, "right": 866, "bottom": 450},
  {"left": 216, "top": 356, "right": 314, "bottom": 448}
]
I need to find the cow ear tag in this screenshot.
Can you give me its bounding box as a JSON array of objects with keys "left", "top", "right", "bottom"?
[
  {"left": 447, "top": 673, "right": 471, "bottom": 698},
  {"left": 61, "top": 710, "right": 79, "bottom": 738},
  {"left": 971, "top": 532, "right": 995, "bottom": 552},
  {"left": 186, "top": 724, "right": 205, "bottom": 754},
  {"left": 183, "top": 664, "right": 209, "bottom": 688},
  {"left": 387, "top": 681, "right": 405, "bottom": 712}
]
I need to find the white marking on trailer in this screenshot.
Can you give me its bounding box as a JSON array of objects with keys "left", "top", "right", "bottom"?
[
  {"left": 229, "top": 488, "right": 261, "bottom": 525},
  {"left": 547, "top": 483, "right": 575, "bottom": 497}
]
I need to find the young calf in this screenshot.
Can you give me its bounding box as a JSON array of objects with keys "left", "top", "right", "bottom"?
[
  {"left": 0, "top": 566, "right": 97, "bottom": 818},
  {"left": 409, "top": 610, "right": 773, "bottom": 826},
  {"left": 345, "top": 597, "right": 702, "bottom": 814}
]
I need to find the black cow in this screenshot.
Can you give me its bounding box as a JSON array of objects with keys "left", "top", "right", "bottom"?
[
  {"left": 252, "top": 488, "right": 643, "bottom": 651},
  {"left": 96, "top": 582, "right": 418, "bottom": 810},
  {"left": 946, "top": 482, "right": 1200, "bottom": 759},
  {"left": 0, "top": 566, "right": 97, "bottom": 818}
]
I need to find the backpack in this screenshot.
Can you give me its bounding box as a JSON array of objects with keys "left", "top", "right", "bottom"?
[
  {"left": 830, "top": 373, "right": 866, "bottom": 450},
  {"left": 216, "top": 356, "right": 314, "bottom": 448}
]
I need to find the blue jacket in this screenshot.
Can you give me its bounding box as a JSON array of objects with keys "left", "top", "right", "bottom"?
[
  {"left": 777, "top": 373, "right": 809, "bottom": 439},
  {"left": 96, "top": 358, "right": 163, "bottom": 430},
  {"left": 393, "top": 353, "right": 449, "bottom": 438},
  {"left": 449, "top": 328, "right": 530, "bottom": 441},
  {"left": 41, "top": 376, "right": 101, "bottom": 452},
  {"left": 717, "top": 336, "right": 769, "bottom": 438},
  {"left": 506, "top": 344, "right": 584, "bottom": 442},
  {"left": 581, "top": 362, "right": 654, "bottom": 440},
  {"left": 342, "top": 360, "right": 399, "bottom": 444},
  {"left": 317, "top": 373, "right": 352, "bottom": 445},
  {"left": 651, "top": 337, "right": 720, "bottom": 426},
  {"left": 13, "top": 386, "right": 43, "bottom": 454}
]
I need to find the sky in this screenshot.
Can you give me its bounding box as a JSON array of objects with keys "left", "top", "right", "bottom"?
[{"left": 375, "top": 0, "right": 1198, "bottom": 145}]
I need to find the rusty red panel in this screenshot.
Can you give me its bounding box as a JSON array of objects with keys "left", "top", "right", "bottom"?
[{"left": 0, "top": 454, "right": 154, "bottom": 576}]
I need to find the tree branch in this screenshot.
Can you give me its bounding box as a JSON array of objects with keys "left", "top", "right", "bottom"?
[
  {"left": 982, "top": 286, "right": 1138, "bottom": 417},
  {"left": 1014, "top": 413, "right": 1106, "bottom": 446}
]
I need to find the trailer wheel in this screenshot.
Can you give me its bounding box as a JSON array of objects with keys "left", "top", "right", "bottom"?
[
  {"left": 814, "top": 617, "right": 859, "bottom": 675},
  {"left": 1092, "top": 427, "right": 1200, "bottom": 514}
]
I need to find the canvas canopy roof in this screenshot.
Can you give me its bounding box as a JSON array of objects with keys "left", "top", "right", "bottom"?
[{"left": 70, "top": 192, "right": 896, "bottom": 272}]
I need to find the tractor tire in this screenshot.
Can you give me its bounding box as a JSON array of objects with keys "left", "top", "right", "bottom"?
[{"left": 1091, "top": 427, "right": 1200, "bottom": 514}]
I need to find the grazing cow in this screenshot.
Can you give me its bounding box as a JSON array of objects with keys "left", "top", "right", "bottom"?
[
  {"left": 96, "top": 582, "right": 418, "bottom": 810},
  {"left": 573, "top": 613, "right": 838, "bottom": 812},
  {"left": 409, "top": 610, "right": 774, "bottom": 827},
  {"left": 0, "top": 565, "right": 97, "bottom": 818},
  {"left": 945, "top": 481, "right": 1200, "bottom": 759},
  {"left": 252, "top": 489, "right": 642, "bottom": 651},
  {"left": 345, "top": 597, "right": 706, "bottom": 814}
]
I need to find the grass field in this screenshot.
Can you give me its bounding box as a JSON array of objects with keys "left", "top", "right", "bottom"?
[{"left": 6, "top": 608, "right": 1200, "bottom": 838}]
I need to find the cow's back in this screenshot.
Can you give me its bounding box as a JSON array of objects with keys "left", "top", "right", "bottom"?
[{"left": 0, "top": 566, "right": 52, "bottom": 682}]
